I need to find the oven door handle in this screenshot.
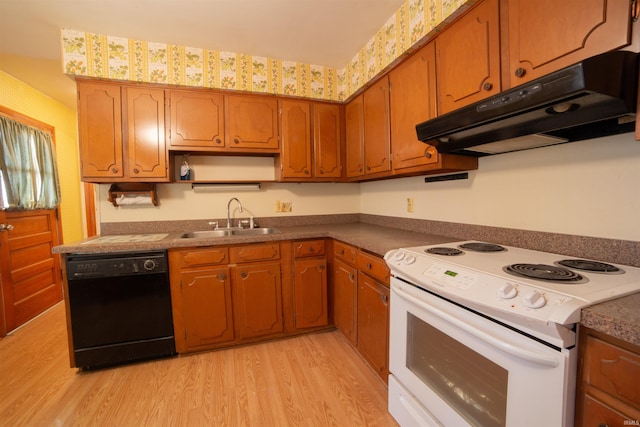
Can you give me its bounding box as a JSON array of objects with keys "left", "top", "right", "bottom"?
[{"left": 393, "top": 285, "right": 560, "bottom": 368}]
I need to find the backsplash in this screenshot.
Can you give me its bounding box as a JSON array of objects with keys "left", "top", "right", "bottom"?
[{"left": 61, "top": 0, "right": 471, "bottom": 101}]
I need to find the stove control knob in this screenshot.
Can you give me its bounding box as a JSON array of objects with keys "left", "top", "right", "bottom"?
[
  {"left": 497, "top": 283, "right": 517, "bottom": 299},
  {"left": 404, "top": 255, "right": 416, "bottom": 265},
  {"left": 523, "top": 290, "right": 546, "bottom": 309},
  {"left": 393, "top": 252, "right": 405, "bottom": 262}
]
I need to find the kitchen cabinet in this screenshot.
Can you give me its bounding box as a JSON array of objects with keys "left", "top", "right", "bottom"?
[
  {"left": 226, "top": 95, "right": 279, "bottom": 152},
  {"left": 506, "top": 0, "right": 635, "bottom": 87},
  {"left": 345, "top": 77, "right": 392, "bottom": 180},
  {"left": 292, "top": 240, "right": 328, "bottom": 329},
  {"left": 332, "top": 241, "right": 358, "bottom": 345},
  {"left": 435, "top": 0, "right": 501, "bottom": 115},
  {"left": 169, "top": 247, "right": 234, "bottom": 353},
  {"left": 168, "top": 90, "right": 225, "bottom": 150},
  {"left": 77, "top": 81, "right": 169, "bottom": 182},
  {"left": 575, "top": 327, "right": 640, "bottom": 426},
  {"left": 230, "top": 243, "right": 283, "bottom": 339},
  {"left": 389, "top": 41, "right": 478, "bottom": 176},
  {"left": 356, "top": 251, "right": 390, "bottom": 382},
  {"left": 277, "top": 100, "right": 342, "bottom": 181}
]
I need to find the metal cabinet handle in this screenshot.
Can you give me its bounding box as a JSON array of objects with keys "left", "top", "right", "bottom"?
[
  {"left": 424, "top": 149, "right": 432, "bottom": 159},
  {"left": 0, "top": 224, "right": 14, "bottom": 232},
  {"left": 241, "top": 272, "right": 247, "bottom": 278},
  {"left": 234, "top": 138, "right": 240, "bottom": 144},
  {"left": 483, "top": 82, "right": 493, "bottom": 91},
  {"left": 219, "top": 273, "right": 227, "bottom": 280},
  {"left": 319, "top": 264, "right": 325, "bottom": 270},
  {"left": 366, "top": 263, "right": 372, "bottom": 269},
  {"left": 515, "top": 67, "right": 526, "bottom": 78},
  {"left": 133, "top": 168, "right": 139, "bottom": 174},
  {"left": 215, "top": 138, "right": 222, "bottom": 144},
  {"left": 349, "top": 273, "right": 355, "bottom": 281},
  {"left": 380, "top": 293, "right": 388, "bottom": 303},
  {"left": 111, "top": 167, "right": 119, "bottom": 173}
]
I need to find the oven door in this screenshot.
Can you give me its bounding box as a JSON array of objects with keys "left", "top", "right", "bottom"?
[{"left": 389, "top": 277, "right": 576, "bottom": 427}]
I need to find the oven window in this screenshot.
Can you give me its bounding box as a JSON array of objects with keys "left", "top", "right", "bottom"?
[{"left": 407, "top": 313, "right": 508, "bottom": 427}]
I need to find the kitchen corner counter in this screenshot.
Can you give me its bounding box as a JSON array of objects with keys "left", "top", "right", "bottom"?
[
  {"left": 52, "top": 222, "right": 456, "bottom": 258},
  {"left": 580, "top": 292, "right": 640, "bottom": 346}
]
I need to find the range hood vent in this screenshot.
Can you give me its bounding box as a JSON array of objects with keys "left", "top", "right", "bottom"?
[{"left": 416, "top": 51, "right": 639, "bottom": 156}]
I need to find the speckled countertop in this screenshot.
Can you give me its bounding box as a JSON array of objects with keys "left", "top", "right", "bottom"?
[
  {"left": 52, "top": 220, "right": 640, "bottom": 346},
  {"left": 580, "top": 293, "right": 640, "bottom": 347}
]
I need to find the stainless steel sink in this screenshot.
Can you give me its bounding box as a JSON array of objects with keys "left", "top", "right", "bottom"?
[{"left": 180, "top": 228, "right": 281, "bottom": 239}]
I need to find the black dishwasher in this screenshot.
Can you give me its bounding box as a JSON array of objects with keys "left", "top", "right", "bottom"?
[{"left": 65, "top": 250, "right": 176, "bottom": 370}]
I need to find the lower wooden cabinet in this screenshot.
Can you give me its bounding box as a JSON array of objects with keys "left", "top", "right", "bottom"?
[
  {"left": 333, "top": 259, "right": 358, "bottom": 345},
  {"left": 575, "top": 327, "right": 640, "bottom": 426},
  {"left": 233, "top": 262, "right": 284, "bottom": 339},
  {"left": 293, "top": 240, "right": 328, "bottom": 329}
]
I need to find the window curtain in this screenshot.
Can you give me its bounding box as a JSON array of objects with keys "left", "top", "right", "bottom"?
[{"left": 0, "top": 115, "right": 61, "bottom": 210}]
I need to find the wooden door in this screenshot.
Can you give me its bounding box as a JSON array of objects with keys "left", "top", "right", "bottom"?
[
  {"left": 436, "top": 0, "right": 500, "bottom": 114},
  {"left": 313, "top": 103, "right": 342, "bottom": 179},
  {"left": 357, "top": 273, "right": 389, "bottom": 381},
  {"left": 77, "top": 81, "right": 124, "bottom": 180},
  {"left": 226, "top": 95, "right": 279, "bottom": 151},
  {"left": 279, "top": 100, "right": 311, "bottom": 179},
  {"left": 233, "top": 262, "right": 283, "bottom": 339},
  {"left": 123, "top": 87, "right": 168, "bottom": 180},
  {"left": 177, "top": 267, "right": 234, "bottom": 350},
  {"left": 507, "top": 0, "right": 633, "bottom": 86},
  {"left": 0, "top": 210, "right": 62, "bottom": 336},
  {"left": 293, "top": 258, "right": 328, "bottom": 329},
  {"left": 363, "top": 77, "right": 391, "bottom": 176},
  {"left": 169, "top": 90, "right": 225, "bottom": 149},
  {"left": 390, "top": 41, "right": 439, "bottom": 172},
  {"left": 345, "top": 96, "right": 365, "bottom": 178},
  {"left": 333, "top": 260, "right": 357, "bottom": 345}
]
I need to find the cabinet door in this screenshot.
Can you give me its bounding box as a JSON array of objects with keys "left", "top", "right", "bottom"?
[
  {"left": 357, "top": 273, "right": 389, "bottom": 381},
  {"left": 279, "top": 100, "right": 312, "bottom": 178},
  {"left": 77, "top": 82, "right": 123, "bottom": 180},
  {"left": 169, "top": 90, "right": 224, "bottom": 149},
  {"left": 313, "top": 103, "right": 342, "bottom": 179},
  {"left": 293, "top": 258, "right": 328, "bottom": 329},
  {"left": 345, "top": 96, "right": 365, "bottom": 178},
  {"left": 333, "top": 260, "right": 357, "bottom": 345},
  {"left": 436, "top": 0, "right": 500, "bottom": 114},
  {"left": 363, "top": 77, "right": 392, "bottom": 176},
  {"left": 508, "top": 0, "right": 632, "bottom": 86},
  {"left": 123, "top": 87, "right": 168, "bottom": 180},
  {"left": 233, "top": 262, "right": 283, "bottom": 339},
  {"left": 178, "top": 267, "right": 234, "bottom": 351},
  {"left": 226, "top": 95, "right": 279, "bottom": 151},
  {"left": 390, "top": 42, "right": 439, "bottom": 171}
]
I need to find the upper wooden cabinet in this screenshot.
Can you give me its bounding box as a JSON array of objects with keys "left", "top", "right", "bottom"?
[
  {"left": 277, "top": 100, "right": 342, "bottom": 181},
  {"left": 78, "top": 81, "right": 124, "bottom": 180},
  {"left": 345, "top": 77, "right": 392, "bottom": 180},
  {"left": 389, "top": 42, "right": 478, "bottom": 175},
  {"left": 507, "top": 0, "right": 635, "bottom": 86},
  {"left": 435, "top": 0, "right": 501, "bottom": 115},
  {"left": 169, "top": 90, "right": 225, "bottom": 149},
  {"left": 226, "top": 95, "right": 279, "bottom": 152},
  {"left": 123, "top": 87, "right": 168, "bottom": 180},
  {"left": 77, "top": 81, "right": 169, "bottom": 182}
]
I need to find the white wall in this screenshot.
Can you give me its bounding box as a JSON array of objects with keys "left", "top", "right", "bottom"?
[
  {"left": 98, "top": 181, "right": 361, "bottom": 223},
  {"left": 97, "top": 133, "right": 640, "bottom": 242},
  {"left": 361, "top": 133, "right": 640, "bottom": 241}
]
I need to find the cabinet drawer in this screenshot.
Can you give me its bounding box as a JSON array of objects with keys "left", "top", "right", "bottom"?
[
  {"left": 583, "top": 393, "right": 629, "bottom": 427},
  {"left": 334, "top": 241, "right": 357, "bottom": 265},
  {"left": 357, "top": 251, "right": 390, "bottom": 284},
  {"left": 294, "top": 239, "right": 325, "bottom": 258},
  {"left": 230, "top": 243, "right": 280, "bottom": 263},
  {"left": 584, "top": 334, "right": 640, "bottom": 407},
  {"left": 174, "top": 247, "right": 229, "bottom": 268}
]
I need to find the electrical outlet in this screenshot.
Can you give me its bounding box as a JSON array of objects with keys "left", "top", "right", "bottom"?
[
  {"left": 275, "top": 200, "right": 281, "bottom": 212},
  {"left": 407, "top": 197, "right": 414, "bottom": 213},
  {"left": 281, "top": 201, "right": 292, "bottom": 212}
]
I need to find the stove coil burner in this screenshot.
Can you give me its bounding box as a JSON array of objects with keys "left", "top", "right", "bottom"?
[
  {"left": 504, "top": 263, "right": 588, "bottom": 284},
  {"left": 426, "top": 247, "right": 464, "bottom": 256},
  {"left": 556, "top": 259, "right": 624, "bottom": 274},
  {"left": 458, "top": 242, "right": 506, "bottom": 252}
]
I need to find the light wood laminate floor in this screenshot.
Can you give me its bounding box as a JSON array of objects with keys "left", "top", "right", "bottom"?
[{"left": 0, "top": 302, "right": 398, "bottom": 426}]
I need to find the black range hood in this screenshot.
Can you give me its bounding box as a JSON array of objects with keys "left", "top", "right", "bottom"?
[{"left": 416, "top": 51, "right": 639, "bottom": 157}]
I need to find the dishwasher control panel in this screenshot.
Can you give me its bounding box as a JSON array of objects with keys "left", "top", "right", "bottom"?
[{"left": 66, "top": 251, "right": 168, "bottom": 278}]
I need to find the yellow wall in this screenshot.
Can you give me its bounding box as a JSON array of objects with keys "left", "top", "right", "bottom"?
[{"left": 0, "top": 70, "right": 84, "bottom": 244}]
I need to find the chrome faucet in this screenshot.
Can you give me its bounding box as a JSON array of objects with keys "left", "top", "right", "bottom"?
[{"left": 227, "top": 197, "right": 243, "bottom": 228}]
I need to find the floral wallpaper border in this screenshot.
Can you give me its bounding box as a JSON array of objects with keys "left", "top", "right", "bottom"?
[{"left": 62, "top": 0, "right": 471, "bottom": 102}]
